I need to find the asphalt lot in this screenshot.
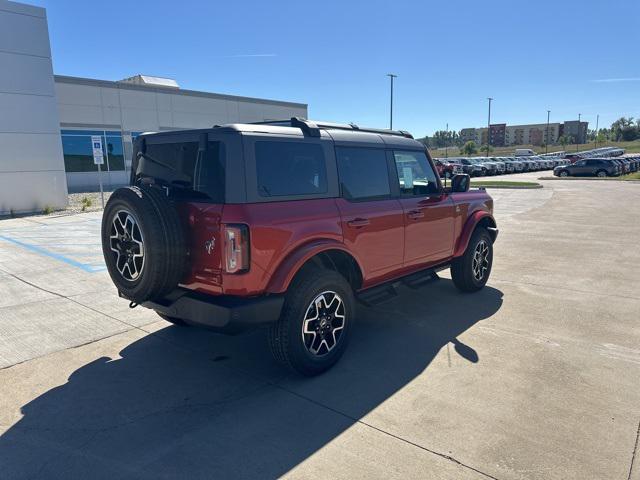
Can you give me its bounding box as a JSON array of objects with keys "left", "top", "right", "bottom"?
[{"left": 0, "top": 173, "right": 639, "bottom": 479}]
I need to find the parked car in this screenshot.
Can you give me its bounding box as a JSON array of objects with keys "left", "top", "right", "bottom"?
[
  {"left": 515, "top": 148, "right": 536, "bottom": 157},
  {"left": 554, "top": 158, "right": 618, "bottom": 177},
  {"left": 101, "top": 118, "right": 498, "bottom": 376},
  {"left": 504, "top": 157, "right": 525, "bottom": 172},
  {"left": 487, "top": 157, "right": 506, "bottom": 174},
  {"left": 458, "top": 158, "right": 484, "bottom": 176},
  {"left": 434, "top": 158, "right": 464, "bottom": 178}
]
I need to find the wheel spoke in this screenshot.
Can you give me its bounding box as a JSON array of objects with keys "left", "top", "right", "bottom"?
[
  {"left": 109, "top": 210, "right": 145, "bottom": 281},
  {"left": 301, "top": 290, "right": 346, "bottom": 357}
]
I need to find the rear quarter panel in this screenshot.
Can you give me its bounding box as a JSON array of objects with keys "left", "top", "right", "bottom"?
[{"left": 220, "top": 199, "right": 343, "bottom": 296}]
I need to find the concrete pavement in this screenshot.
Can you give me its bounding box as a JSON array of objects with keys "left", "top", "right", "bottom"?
[{"left": 0, "top": 175, "right": 639, "bottom": 479}]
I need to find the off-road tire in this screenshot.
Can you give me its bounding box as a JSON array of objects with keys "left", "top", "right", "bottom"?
[
  {"left": 451, "top": 227, "right": 493, "bottom": 293},
  {"left": 140, "top": 186, "right": 187, "bottom": 293},
  {"left": 101, "top": 186, "right": 186, "bottom": 303},
  {"left": 268, "top": 269, "right": 355, "bottom": 376}
]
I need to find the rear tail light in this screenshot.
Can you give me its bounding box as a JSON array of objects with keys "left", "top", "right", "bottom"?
[{"left": 223, "top": 224, "right": 249, "bottom": 273}]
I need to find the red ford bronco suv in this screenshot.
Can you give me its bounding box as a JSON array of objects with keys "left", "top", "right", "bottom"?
[{"left": 101, "top": 118, "right": 497, "bottom": 376}]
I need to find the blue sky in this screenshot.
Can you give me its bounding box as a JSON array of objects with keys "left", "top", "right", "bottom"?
[{"left": 31, "top": 0, "right": 640, "bottom": 137}]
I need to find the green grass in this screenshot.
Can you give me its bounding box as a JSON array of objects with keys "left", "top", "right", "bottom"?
[
  {"left": 619, "top": 172, "right": 640, "bottom": 180},
  {"left": 80, "top": 196, "right": 93, "bottom": 211},
  {"left": 470, "top": 180, "right": 542, "bottom": 188}
]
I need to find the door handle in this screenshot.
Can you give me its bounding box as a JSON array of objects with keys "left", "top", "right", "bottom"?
[
  {"left": 407, "top": 210, "right": 424, "bottom": 220},
  {"left": 347, "top": 218, "right": 370, "bottom": 228}
]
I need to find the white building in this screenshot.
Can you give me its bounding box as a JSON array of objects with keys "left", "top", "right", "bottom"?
[
  {"left": 55, "top": 75, "right": 307, "bottom": 192},
  {"left": 0, "top": 0, "right": 67, "bottom": 214},
  {"left": 0, "top": 0, "right": 307, "bottom": 214}
]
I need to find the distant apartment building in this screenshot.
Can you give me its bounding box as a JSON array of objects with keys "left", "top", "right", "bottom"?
[
  {"left": 460, "top": 128, "right": 476, "bottom": 144},
  {"left": 460, "top": 121, "right": 586, "bottom": 146},
  {"left": 489, "top": 123, "right": 506, "bottom": 147},
  {"left": 505, "top": 123, "right": 561, "bottom": 146},
  {"left": 563, "top": 120, "right": 589, "bottom": 144},
  {"left": 477, "top": 128, "right": 488, "bottom": 145}
]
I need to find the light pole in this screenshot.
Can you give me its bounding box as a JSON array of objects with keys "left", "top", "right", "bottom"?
[
  {"left": 387, "top": 74, "right": 397, "bottom": 130},
  {"left": 546, "top": 110, "right": 550, "bottom": 154},
  {"left": 594, "top": 114, "right": 599, "bottom": 149},
  {"left": 445, "top": 122, "right": 449, "bottom": 159},
  {"left": 486, "top": 97, "right": 493, "bottom": 157},
  {"left": 576, "top": 113, "right": 581, "bottom": 152}
]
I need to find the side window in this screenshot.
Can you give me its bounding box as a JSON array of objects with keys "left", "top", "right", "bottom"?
[
  {"left": 335, "top": 147, "right": 390, "bottom": 200},
  {"left": 255, "top": 141, "right": 327, "bottom": 197},
  {"left": 393, "top": 150, "right": 439, "bottom": 196},
  {"left": 193, "top": 141, "right": 226, "bottom": 203},
  {"left": 141, "top": 140, "right": 225, "bottom": 202},
  {"left": 144, "top": 141, "right": 199, "bottom": 186}
]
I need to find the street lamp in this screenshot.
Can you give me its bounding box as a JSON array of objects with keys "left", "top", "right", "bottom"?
[
  {"left": 594, "top": 114, "right": 599, "bottom": 149},
  {"left": 445, "top": 122, "right": 449, "bottom": 159},
  {"left": 576, "top": 113, "right": 581, "bottom": 152},
  {"left": 387, "top": 74, "right": 397, "bottom": 130},
  {"left": 486, "top": 97, "right": 493, "bottom": 157},
  {"left": 546, "top": 110, "right": 550, "bottom": 154}
]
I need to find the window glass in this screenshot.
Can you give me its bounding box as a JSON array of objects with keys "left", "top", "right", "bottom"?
[
  {"left": 105, "top": 135, "right": 124, "bottom": 171},
  {"left": 144, "top": 141, "right": 199, "bottom": 187},
  {"left": 393, "top": 150, "right": 439, "bottom": 196},
  {"left": 193, "top": 141, "right": 226, "bottom": 203},
  {"left": 61, "top": 130, "right": 126, "bottom": 173},
  {"left": 61, "top": 135, "right": 98, "bottom": 172},
  {"left": 135, "top": 140, "right": 225, "bottom": 202},
  {"left": 336, "top": 147, "right": 390, "bottom": 200},
  {"left": 255, "top": 141, "right": 327, "bottom": 197}
]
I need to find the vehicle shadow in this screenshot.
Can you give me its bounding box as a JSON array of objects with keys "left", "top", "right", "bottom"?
[{"left": 0, "top": 279, "right": 503, "bottom": 479}]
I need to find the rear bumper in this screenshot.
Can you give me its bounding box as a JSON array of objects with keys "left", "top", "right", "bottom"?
[{"left": 136, "top": 289, "right": 285, "bottom": 334}]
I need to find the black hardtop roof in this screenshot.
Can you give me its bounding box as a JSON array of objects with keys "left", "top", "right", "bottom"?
[{"left": 137, "top": 118, "right": 423, "bottom": 148}]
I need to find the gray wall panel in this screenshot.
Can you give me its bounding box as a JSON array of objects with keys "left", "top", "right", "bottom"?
[
  {"left": 0, "top": 4, "right": 50, "bottom": 57},
  {"left": 0, "top": 51, "right": 55, "bottom": 95},
  {"left": 0, "top": 132, "right": 65, "bottom": 172},
  {"left": 57, "top": 102, "right": 104, "bottom": 126},
  {"left": 0, "top": 92, "right": 60, "bottom": 133}
]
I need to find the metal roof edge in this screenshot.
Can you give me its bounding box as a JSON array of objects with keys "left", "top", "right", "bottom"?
[{"left": 53, "top": 75, "right": 308, "bottom": 109}]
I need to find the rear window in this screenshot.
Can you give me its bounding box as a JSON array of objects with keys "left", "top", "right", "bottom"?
[
  {"left": 140, "top": 140, "right": 225, "bottom": 202},
  {"left": 255, "top": 141, "right": 327, "bottom": 197}
]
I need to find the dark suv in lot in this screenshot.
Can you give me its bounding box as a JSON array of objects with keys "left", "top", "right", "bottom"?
[
  {"left": 101, "top": 118, "right": 498, "bottom": 375},
  {"left": 554, "top": 158, "right": 618, "bottom": 178}
]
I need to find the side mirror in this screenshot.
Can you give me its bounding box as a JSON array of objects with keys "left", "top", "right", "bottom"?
[{"left": 451, "top": 174, "right": 470, "bottom": 193}]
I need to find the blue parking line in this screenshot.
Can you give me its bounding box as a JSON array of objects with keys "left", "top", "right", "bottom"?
[{"left": 0, "top": 235, "right": 106, "bottom": 273}]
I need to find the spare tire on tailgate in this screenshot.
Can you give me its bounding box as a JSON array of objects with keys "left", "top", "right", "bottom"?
[{"left": 101, "top": 185, "right": 186, "bottom": 303}]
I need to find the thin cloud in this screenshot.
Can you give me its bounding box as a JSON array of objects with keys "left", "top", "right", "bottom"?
[
  {"left": 592, "top": 77, "right": 640, "bottom": 83},
  {"left": 222, "top": 53, "right": 277, "bottom": 58}
]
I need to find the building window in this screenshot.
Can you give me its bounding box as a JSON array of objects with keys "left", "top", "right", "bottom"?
[{"left": 61, "top": 130, "right": 126, "bottom": 173}]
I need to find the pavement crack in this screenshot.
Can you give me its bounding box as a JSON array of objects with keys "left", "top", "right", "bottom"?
[
  {"left": 271, "top": 384, "right": 502, "bottom": 480},
  {"left": 629, "top": 419, "right": 640, "bottom": 480},
  {"left": 492, "top": 277, "right": 640, "bottom": 302}
]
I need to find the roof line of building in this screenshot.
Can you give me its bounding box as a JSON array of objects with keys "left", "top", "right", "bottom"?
[{"left": 53, "top": 75, "right": 308, "bottom": 109}]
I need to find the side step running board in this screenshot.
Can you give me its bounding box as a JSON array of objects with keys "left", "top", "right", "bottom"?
[{"left": 357, "top": 265, "right": 448, "bottom": 306}]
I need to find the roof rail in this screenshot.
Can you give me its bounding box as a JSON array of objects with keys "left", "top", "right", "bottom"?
[{"left": 251, "top": 117, "right": 414, "bottom": 139}]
